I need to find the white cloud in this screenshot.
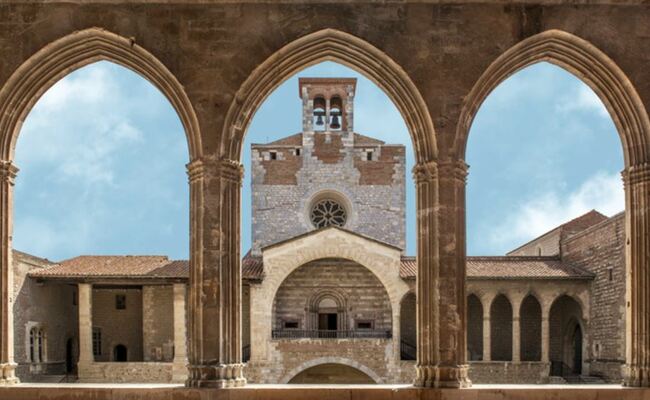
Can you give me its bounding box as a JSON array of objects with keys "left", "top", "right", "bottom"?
[
  {"left": 556, "top": 84, "right": 609, "bottom": 118},
  {"left": 487, "top": 171, "right": 624, "bottom": 251}
]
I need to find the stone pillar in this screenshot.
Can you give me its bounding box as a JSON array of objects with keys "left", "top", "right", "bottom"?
[
  {"left": 624, "top": 163, "right": 650, "bottom": 387},
  {"left": 78, "top": 283, "right": 93, "bottom": 366},
  {"left": 186, "top": 158, "right": 245, "bottom": 388},
  {"left": 412, "top": 160, "right": 439, "bottom": 388},
  {"left": 541, "top": 305, "right": 550, "bottom": 363},
  {"left": 436, "top": 159, "right": 471, "bottom": 387},
  {"left": 512, "top": 304, "right": 521, "bottom": 363},
  {"left": 172, "top": 283, "right": 188, "bottom": 383},
  {"left": 483, "top": 300, "right": 491, "bottom": 362},
  {"left": 0, "top": 161, "right": 17, "bottom": 385}
]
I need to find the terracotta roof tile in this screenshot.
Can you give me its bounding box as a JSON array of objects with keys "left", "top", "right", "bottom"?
[
  {"left": 28, "top": 253, "right": 591, "bottom": 282},
  {"left": 28, "top": 256, "right": 173, "bottom": 278},
  {"left": 399, "top": 256, "right": 594, "bottom": 280}
]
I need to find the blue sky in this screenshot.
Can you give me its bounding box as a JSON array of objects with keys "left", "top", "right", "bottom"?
[{"left": 13, "top": 60, "right": 623, "bottom": 260}]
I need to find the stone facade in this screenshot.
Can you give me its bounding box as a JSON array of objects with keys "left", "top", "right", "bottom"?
[
  {"left": 12, "top": 252, "right": 76, "bottom": 380},
  {"left": 251, "top": 78, "right": 406, "bottom": 254},
  {"left": 562, "top": 213, "right": 626, "bottom": 380}
]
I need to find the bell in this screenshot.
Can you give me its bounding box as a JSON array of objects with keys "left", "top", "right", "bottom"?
[
  {"left": 330, "top": 114, "right": 341, "bottom": 130},
  {"left": 315, "top": 114, "right": 324, "bottom": 126}
]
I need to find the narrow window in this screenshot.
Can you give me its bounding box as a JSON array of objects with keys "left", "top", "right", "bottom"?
[
  {"left": 29, "top": 328, "right": 35, "bottom": 362},
  {"left": 295, "top": 148, "right": 301, "bottom": 156},
  {"left": 366, "top": 151, "right": 373, "bottom": 161},
  {"left": 37, "top": 330, "right": 44, "bottom": 362},
  {"left": 92, "top": 328, "right": 102, "bottom": 356},
  {"left": 270, "top": 151, "right": 277, "bottom": 160},
  {"left": 608, "top": 267, "right": 613, "bottom": 281},
  {"left": 115, "top": 294, "right": 126, "bottom": 310}
]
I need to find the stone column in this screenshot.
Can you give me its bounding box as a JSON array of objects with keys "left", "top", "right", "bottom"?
[
  {"left": 412, "top": 160, "right": 440, "bottom": 388},
  {"left": 77, "top": 283, "right": 93, "bottom": 367},
  {"left": 436, "top": 159, "right": 471, "bottom": 387},
  {"left": 541, "top": 305, "right": 550, "bottom": 364},
  {"left": 0, "top": 161, "right": 17, "bottom": 385},
  {"left": 186, "top": 158, "right": 245, "bottom": 388},
  {"left": 512, "top": 304, "right": 521, "bottom": 363},
  {"left": 172, "top": 283, "right": 188, "bottom": 383},
  {"left": 482, "top": 299, "right": 491, "bottom": 362},
  {"left": 624, "top": 163, "right": 650, "bottom": 387}
]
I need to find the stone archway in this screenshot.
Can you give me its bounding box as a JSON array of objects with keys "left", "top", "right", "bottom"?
[
  {"left": 209, "top": 27, "right": 444, "bottom": 388},
  {"left": 281, "top": 357, "right": 382, "bottom": 384},
  {"left": 454, "top": 29, "right": 650, "bottom": 387},
  {"left": 0, "top": 27, "right": 202, "bottom": 384}
]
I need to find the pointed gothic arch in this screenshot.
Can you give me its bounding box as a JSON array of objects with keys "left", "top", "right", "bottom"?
[
  {"left": 219, "top": 28, "right": 436, "bottom": 164},
  {"left": 0, "top": 27, "right": 202, "bottom": 162},
  {"left": 454, "top": 29, "right": 650, "bottom": 167}
]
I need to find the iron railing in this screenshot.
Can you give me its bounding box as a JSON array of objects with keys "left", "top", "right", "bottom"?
[
  {"left": 272, "top": 329, "right": 392, "bottom": 339},
  {"left": 400, "top": 340, "right": 416, "bottom": 360}
]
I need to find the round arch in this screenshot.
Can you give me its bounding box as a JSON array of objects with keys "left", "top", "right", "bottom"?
[
  {"left": 280, "top": 357, "right": 382, "bottom": 384},
  {"left": 0, "top": 27, "right": 202, "bottom": 162},
  {"left": 219, "top": 28, "right": 436, "bottom": 163},
  {"left": 454, "top": 29, "right": 650, "bottom": 168}
]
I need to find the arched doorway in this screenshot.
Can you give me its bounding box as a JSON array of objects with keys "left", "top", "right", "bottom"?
[
  {"left": 569, "top": 322, "right": 583, "bottom": 375},
  {"left": 113, "top": 345, "right": 127, "bottom": 362},
  {"left": 490, "top": 295, "right": 513, "bottom": 361},
  {"left": 520, "top": 295, "right": 542, "bottom": 362},
  {"left": 549, "top": 295, "right": 584, "bottom": 377},
  {"left": 399, "top": 292, "right": 416, "bottom": 360},
  {"left": 288, "top": 363, "right": 375, "bottom": 384},
  {"left": 467, "top": 294, "right": 483, "bottom": 361}
]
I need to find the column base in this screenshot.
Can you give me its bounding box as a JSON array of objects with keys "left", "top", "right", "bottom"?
[
  {"left": 437, "top": 364, "right": 471, "bottom": 388},
  {"left": 624, "top": 364, "right": 650, "bottom": 387},
  {"left": 186, "top": 363, "right": 246, "bottom": 388},
  {"left": 0, "top": 363, "right": 19, "bottom": 385},
  {"left": 413, "top": 364, "right": 438, "bottom": 388}
]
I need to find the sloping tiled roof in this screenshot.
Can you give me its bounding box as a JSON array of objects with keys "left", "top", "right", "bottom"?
[
  {"left": 399, "top": 256, "right": 594, "bottom": 280},
  {"left": 252, "top": 132, "right": 393, "bottom": 148},
  {"left": 28, "top": 254, "right": 593, "bottom": 282},
  {"left": 29, "top": 254, "right": 264, "bottom": 281},
  {"left": 28, "top": 256, "right": 174, "bottom": 279},
  {"left": 254, "top": 133, "right": 303, "bottom": 147}
]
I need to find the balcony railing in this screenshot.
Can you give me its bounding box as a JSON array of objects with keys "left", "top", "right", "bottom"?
[{"left": 272, "top": 329, "right": 392, "bottom": 339}]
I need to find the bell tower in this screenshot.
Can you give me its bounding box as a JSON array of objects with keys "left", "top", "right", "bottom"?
[{"left": 299, "top": 78, "right": 356, "bottom": 139}]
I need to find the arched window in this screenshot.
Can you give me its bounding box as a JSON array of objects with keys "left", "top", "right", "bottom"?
[
  {"left": 28, "top": 326, "right": 46, "bottom": 363},
  {"left": 490, "top": 294, "right": 513, "bottom": 361}
]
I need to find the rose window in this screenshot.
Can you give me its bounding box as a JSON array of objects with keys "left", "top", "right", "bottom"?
[{"left": 310, "top": 199, "right": 347, "bottom": 228}]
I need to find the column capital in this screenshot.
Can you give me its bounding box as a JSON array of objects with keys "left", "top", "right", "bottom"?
[
  {"left": 186, "top": 158, "right": 205, "bottom": 184},
  {"left": 438, "top": 158, "right": 468, "bottom": 184},
  {"left": 623, "top": 162, "right": 650, "bottom": 186},
  {"left": 218, "top": 158, "right": 244, "bottom": 185},
  {"left": 0, "top": 161, "right": 18, "bottom": 185},
  {"left": 412, "top": 160, "right": 438, "bottom": 184}
]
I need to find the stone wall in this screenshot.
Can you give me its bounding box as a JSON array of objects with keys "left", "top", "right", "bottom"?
[
  {"left": 92, "top": 287, "right": 143, "bottom": 362},
  {"left": 251, "top": 132, "right": 405, "bottom": 254},
  {"left": 468, "top": 362, "right": 550, "bottom": 384},
  {"left": 78, "top": 361, "right": 172, "bottom": 383},
  {"left": 273, "top": 259, "right": 392, "bottom": 332},
  {"left": 12, "top": 252, "right": 77, "bottom": 380},
  {"left": 562, "top": 213, "right": 626, "bottom": 382},
  {"left": 142, "top": 285, "right": 173, "bottom": 362},
  {"left": 246, "top": 338, "right": 397, "bottom": 384}
]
